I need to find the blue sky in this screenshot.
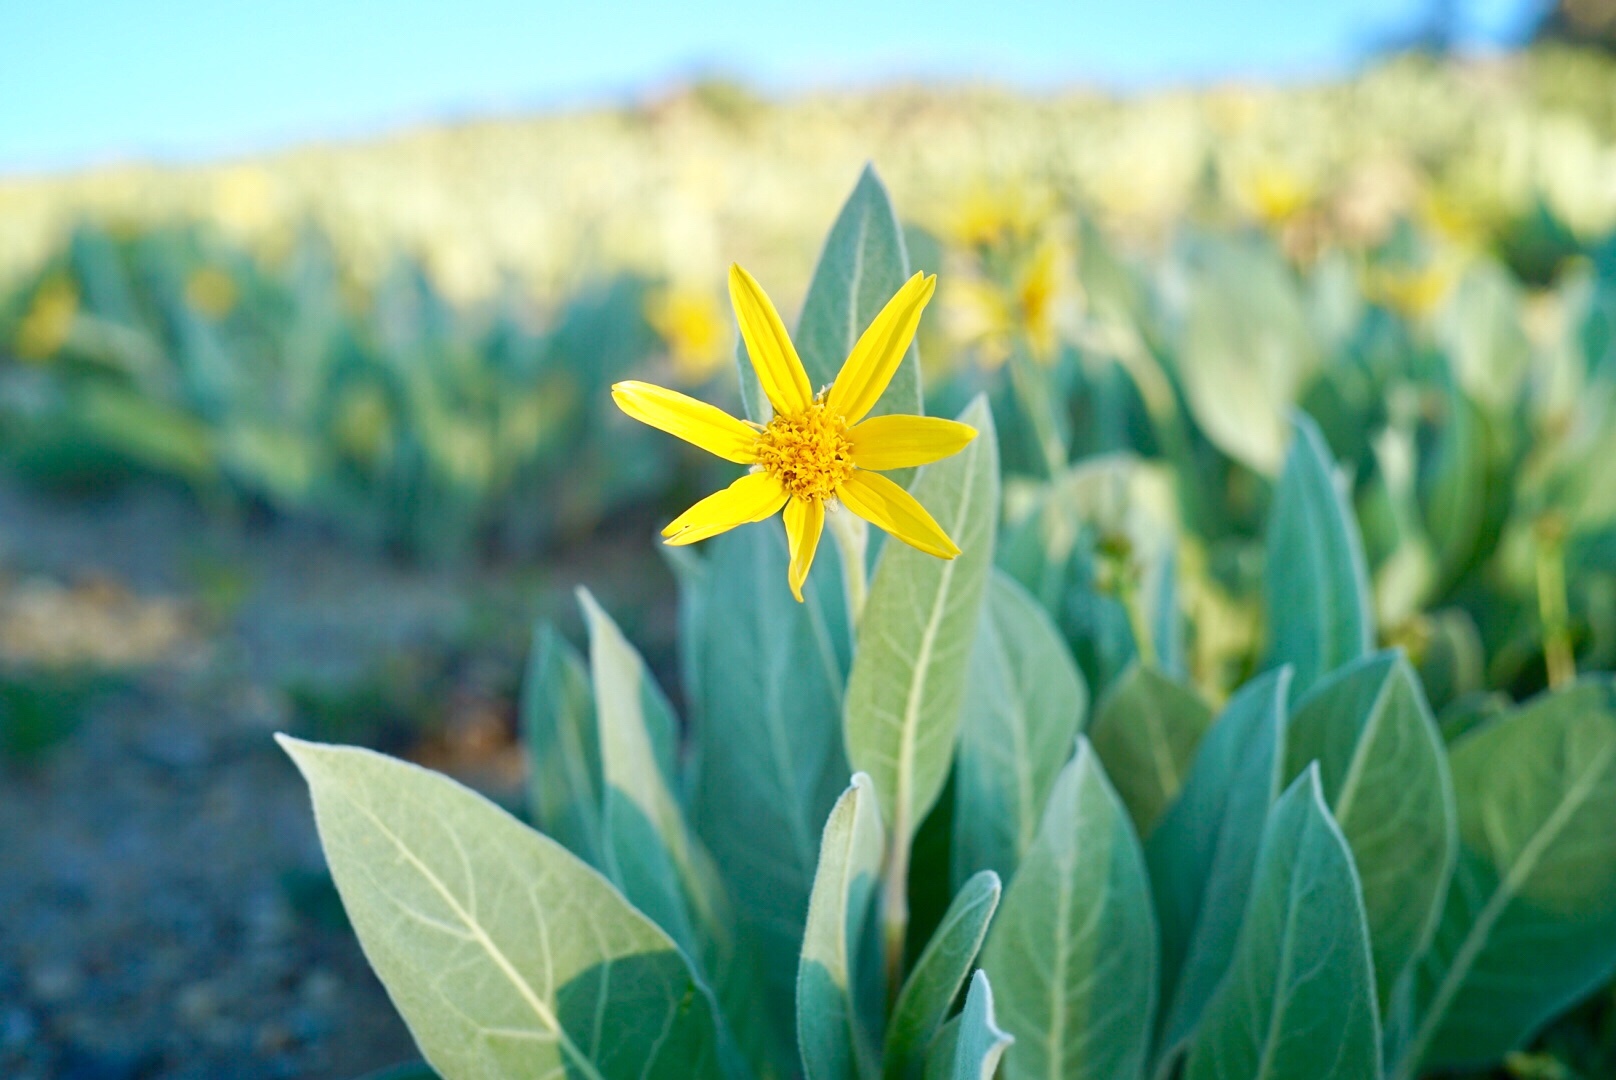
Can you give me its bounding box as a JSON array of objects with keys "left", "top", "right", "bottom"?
[{"left": 0, "top": 0, "right": 1539, "bottom": 174}]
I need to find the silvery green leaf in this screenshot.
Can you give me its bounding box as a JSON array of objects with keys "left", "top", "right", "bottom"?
[
  {"left": 846, "top": 396, "right": 999, "bottom": 852},
  {"left": 996, "top": 455, "right": 1182, "bottom": 696},
  {"left": 922, "top": 972, "right": 1014, "bottom": 1080},
  {"left": 1185, "top": 766, "right": 1381, "bottom": 1080},
  {"left": 799, "top": 773, "right": 887, "bottom": 1080},
  {"left": 579, "top": 588, "right": 724, "bottom": 963},
  {"left": 1263, "top": 413, "right": 1372, "bottom": 702},
  {"left": 738, "top": 165, "right": 922, "bottom": 426},
  {"left": 1148, "top": 668, "right": 1290, "bottom": 1075},
  {"left": 1394, "top": 679, "right": 1616, "bottom": 1076},
  {"left": 1284, "top": 650, "right": 1456, "bottom": 1012},
  {"left": 278, "top": 737, "right": 727, "bottom": 1079},
  {"left": 1089, "top": 663, "right": 1215, "bottom": 839},
  {"left": 884, "top": 870, "right": 1002, "bottom": 1080},
  {"left": 580, "top": 590, "right": 762, "bottom": 1079},
  {"left": 798, "top": 164, "right": 924, "bottom": 419},
  {"left": 521, "top": 621, "right": 603, "bottom": 868},
  {"left": 1174, "top": 236, "right": 1320, "bottom": 475},
  {"left": 982, "top": 740, "right": 1157, "bottom": 1080},
  {"left": 952, "top": 569, "right": 1087, "bottom": 888},
  {"left": 691, "top": 520, "right": 852, "bottom": 1046}
]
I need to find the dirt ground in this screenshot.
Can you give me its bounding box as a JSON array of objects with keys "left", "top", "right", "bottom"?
[{"left": 0, "top": 477, "right": 675, "bottom": 1079}]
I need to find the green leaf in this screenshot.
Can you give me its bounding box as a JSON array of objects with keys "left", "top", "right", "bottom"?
[
  {"left": 845, "top": 395, "right": 999, "bottom": 852},
  {"left": 1185, "top": 766, "right": 1381, "bottom": 1080},
  {"left": 981, "top": 739, "right": 1158, "bottom": 1080},
  {"left": 1395, "top": 679, "right": 1616, "bottom": 1076},
  {"left": 278, "top": 736, "right": 726, "bottom": 1080},
  {"left": 799, "top": 772, "right": 887, "bottom": 1080},
  {"left": 885, "top": 870, "right": 1002, "bottom": 1080},
  {"left": 1263, "top": 413, "right": 1372, "bottom": 702},
  {"left": 1147, "top": 668, "right": 1290, "bottom": 1074},
  {"left": 1174, "top": 236, "right": 1320, "bottom": 475},
  {"left": 580, "top": 590, "right": 763, "bottom": 1080},
  {"left": 690, "top": 520, "right": 853, "bottom": 1043},
  {"left": 1284, "top": 650, "right": 1456, "bottom": 1012},
  {"left": 1089, "top": 663, "right": 1215, "bottom": 839},
  {"left": 739, "top": 165, "right": 922, "bottom": 426},
  {"left": 922, "top": 972, "right": 1014, "bottom": 1080},
  {"left": 579, "top": 588, "right": 724, "bottom": 964},
  {"left": 952, "top": 569, "right": 1087, "bottom": 888},
  {"left": 520, "top": 621, "right": 603, "bottom": 867}
]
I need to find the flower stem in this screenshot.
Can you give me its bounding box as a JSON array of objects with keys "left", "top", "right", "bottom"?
[
  {"left": 827, "top": 504, "right": 869, "bottom": 623},
  {"left": 1536, "top": 514, "right": 1575, "bottom": 690},
  {"left": 881, "top": 829, "right": 911, "bottom": 1010}
]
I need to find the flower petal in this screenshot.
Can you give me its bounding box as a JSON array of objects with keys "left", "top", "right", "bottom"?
[
  {"left": 837, "top": 470, "right": 960, "bottom": 559},
  {"left": 662, "top": 471, "right": 788, "bottom": 546},
  {"left": 847, "top": 414, "right": 977, "bottom": 471},
  {"left": 783, "top": 497, "right": 824, "bottom": 603},
  {"left": 729, "top": 264, "right": 813, "bottom": 416},
  {"left": 826, "top": 272, "right": 936, "bottom": 424},
  {"left": 612, "top": 381, "right": 760, "bottom": 464}
]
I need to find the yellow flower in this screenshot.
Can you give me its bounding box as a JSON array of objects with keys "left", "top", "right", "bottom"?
[
  {"left": 645, "top": 284, "right": 729, "bottom": 383},
  {"left": 15, "top": 276, "right": 79, "bottom": 361},
  {"left": 613, "top": 265, "right": 976, "bottom": 601}
]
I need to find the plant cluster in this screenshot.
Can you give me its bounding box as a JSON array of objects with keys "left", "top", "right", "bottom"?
[{"left": 286, "top": 174, "right": 1616, "bottom": 1079}]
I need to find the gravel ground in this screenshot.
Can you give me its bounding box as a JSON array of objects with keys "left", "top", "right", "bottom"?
[{"left": 0, "top": 477, "right": 676, "bottom": 1079}]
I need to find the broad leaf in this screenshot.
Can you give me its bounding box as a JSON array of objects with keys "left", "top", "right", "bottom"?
[
  {"left": 799, "top": 773, "right": 887, "bottom": 1080},
  {"left": 689, "top": 520, "right": 853, "bottom": 1047},
  {"left": 580, "top": 590, "right": 764, "bottom": 1077},
  {"left": 981, "top": 739, "right": 1158, "bottom": 1080},
  {"left": 1285, "top": 650, "right": 1456, "bottom": 1011},
  {"left": 1185, "top": 766, "right": 1381, "bottom": 1080},
  {"left": 1148, "top": 668, "right": 1290, "bottom": 1073},
  {"left": 1395, "top": 679, "right": 1616, "bottom": 1076},
  {"left": 1174, "top": 236, "right": 1320, "bottom": 475},
  {"left": 279, "top": 737, "right": 726, "bottom": 1079},
  {"left": 923, "top": 972, "right": 1014, "bottom": 1080},
  {"left": 580, "top": 589, "right": 727, "bottom": 966},
  {"left": 1263, "top": 413, "right": 1372, "bottom": 701},
  {"left": 952, "top": 569, "right": 1087, "bottom": 888},
  {"left": 521, "top": 621, "right": 603, "bottom": 867},
  {"left": 885, "top": 870, "right": 1002, "bottom": 1080},
  {"left": 1089, "top": 663, "right": 1214, "bottom": 839},
  {"left": 846, "top": 395, "right": 999, "bottom": 852},
  {"left": 739, "top": 165, "right": 922, "bottom": 426}
]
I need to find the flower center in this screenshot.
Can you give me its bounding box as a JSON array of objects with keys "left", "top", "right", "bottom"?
[{"left": 755, "top": 400, "right": 854, "bottom": 502}]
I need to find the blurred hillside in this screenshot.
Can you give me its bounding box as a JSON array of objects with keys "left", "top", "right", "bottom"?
[{"left": 5, "top": 47, "right": 1616, "bottom": 305}]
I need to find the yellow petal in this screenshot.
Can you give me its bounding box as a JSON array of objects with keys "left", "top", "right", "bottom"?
[
  {"left": 826, "top": 272, "right": 936, "bottom": 424},
  {"left": 847, "top": 414, "right": 977, "bottom": 471},
  {"left": 783, "top": 497, "right": 824, "bottom": 602},
  {"left": 662, "top": 471, "right": 788, "bottom": 546},
  {"left": 612, "top": 381, "right": 759, "bottom": 464},
  {"left": 729, "top": 264, "right": 813, "bottom": 416},
  {"left": 837, "top": 470, "right": 960, "bottom": 560}
]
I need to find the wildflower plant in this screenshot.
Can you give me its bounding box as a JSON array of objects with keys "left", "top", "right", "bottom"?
[{"left": 280, "top": 170, "right": 1616, "bottom": 1080}]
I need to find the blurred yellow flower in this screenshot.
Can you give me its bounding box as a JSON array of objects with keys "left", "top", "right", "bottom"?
[
  {"left": 645, "top": 284, "right": 729, "bottom": 382},
  {"left": 947, "top": 182, "right": 1047, "bottom": 249},
  {"left": 947, "top": 241, "right": 1068, "bottom": 367},
  {"left": 614, "top": 265, "right": 974, "bottom": 601},
  {"left": 1244, "top": 165, "right": 1312, "bottom": 226},
  {"left": 185, "top": 267, "right": 239, "bottom": 320},
  {"left": 1363, "top": 259, "right": 1458, "bottom": 319},
  {"left": 15, "top": 277, "right": 79, "bottom": 361}
]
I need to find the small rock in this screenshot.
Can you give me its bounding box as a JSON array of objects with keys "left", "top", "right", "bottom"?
[
  {"left": 136, "top": 727, "right": 210, "bottom": 770},
  {"left": 254, "top": 1021, "right": 294, "bottom": 1055},
  {"left": 2, "top": 1005, "right": 37, "bottom": 1048},
  {"left": 175, "top": 981, "right": 218, "bottom": 1026},
  {"left": 28, "top": 962, "right": 80, "bottom": 1003}
]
